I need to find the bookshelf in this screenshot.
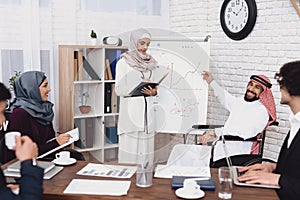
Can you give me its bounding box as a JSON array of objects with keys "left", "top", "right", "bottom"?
[{"left": 58, "top": 45, "right": 128, "bottom": 162}]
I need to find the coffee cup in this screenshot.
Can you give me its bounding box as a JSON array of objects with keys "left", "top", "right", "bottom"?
[
  {"left": 55, "top": 151, "right": 70, "bottom": 162},
  {"left": 5, "top": 131, "right": 21, "bottom": 150},
  {"left": 183, "top": 179, "right": 200, "bottom": 194}
]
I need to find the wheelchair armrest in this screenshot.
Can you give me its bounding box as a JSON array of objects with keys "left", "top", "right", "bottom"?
[
  {"left": 192, "top": 124, "right": 223, "bottom": 129},
  {"left": 219, "top": 135, "right": 259, "bottom": 142}
]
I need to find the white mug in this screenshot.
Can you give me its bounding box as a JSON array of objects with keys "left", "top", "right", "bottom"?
[
  {"left": 183, "top": 179, "right": 200, "bottom": 193},
  {"left": 55, "top": 151, "right": 70, "bottom": 161},
  {"left": 5, "top": 131, "right": 21, "bottom": 150}
]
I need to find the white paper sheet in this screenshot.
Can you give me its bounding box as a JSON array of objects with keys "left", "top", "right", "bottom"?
[
  {"left": 63, "top": 179, "right": 131, "bottom": 196},
  {"left": 37, "top": 128, "right": 79, "bottom": 159},
  {"left": 154, "top": 164, "right": 211, "bottom": 178},
  {"left": 77, "top": 163, "right": 137, "bottom": 179}
]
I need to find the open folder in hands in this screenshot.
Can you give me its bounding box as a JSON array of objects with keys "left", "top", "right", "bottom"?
[
  {"left": 127, "top": 73, "right": 168, "bottom": 97},
  {"left": 37, "top": 128, "right": 79, "bottom": 159}
]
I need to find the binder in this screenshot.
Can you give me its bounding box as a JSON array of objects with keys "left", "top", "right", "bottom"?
[
  {"left": 111, "top": 84, "right": 118, "bottom": 113},
  {"left": 105, "top": 59, "right": 113, "bottom": 80},
  {"left": 171, "top": 176, "right": 216, "bottom": 191},
  {"left": 104, "top": 83, "right": 112, "bottom": 113},
  {"left": 107, "top": 50, "right": 122, "bottom": 80}
]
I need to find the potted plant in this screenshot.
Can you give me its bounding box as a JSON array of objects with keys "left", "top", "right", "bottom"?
[
  {"left": 9, "top": 71, "right": 21, "bottom": 98},
  {"left": 79, "top": 91, "right": 91, "bottom": 114},
  {"left": 90, "top": 30, "right": 98, "bottom": 45}
]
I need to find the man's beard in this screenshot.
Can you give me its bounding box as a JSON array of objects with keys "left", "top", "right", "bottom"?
[{"left": 244, "top": 90, "right": 259, "bottom": 102}]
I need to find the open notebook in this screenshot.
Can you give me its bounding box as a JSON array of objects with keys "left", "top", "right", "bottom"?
[{"left": 222, "top": 135, "right": 280, "bottom": 189}]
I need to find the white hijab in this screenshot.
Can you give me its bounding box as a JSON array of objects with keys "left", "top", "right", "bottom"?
[{"left": 121, "top": 28, "right": 157, "bottom": 72}]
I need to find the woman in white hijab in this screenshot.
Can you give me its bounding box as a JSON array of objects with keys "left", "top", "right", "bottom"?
[{"left": 115, "top": 28, "right": 158, "bottom": 164}]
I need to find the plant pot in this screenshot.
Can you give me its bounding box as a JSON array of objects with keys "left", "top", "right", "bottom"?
[
  {"left": 79, "top": 105, "right": 91, "bottom": 114},
  {"left": 91, "top": 38, "right": 98, "bottom": 45}
]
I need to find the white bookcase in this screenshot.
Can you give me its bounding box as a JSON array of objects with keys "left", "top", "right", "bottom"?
[{"left": 58, "top": 45, "right": 127, "bottom": 162}]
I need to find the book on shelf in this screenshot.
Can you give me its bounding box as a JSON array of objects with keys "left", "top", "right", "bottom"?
[
  {"left": 74, "top": 52, "right": 79, "bottom": 80},
  {"left": 105, "top": 58, "right": 113, "bottom": 80},
  {"left": 127, "top": 73, "right": 168, "bottom": 97},
  {"left": 77, "top": 51, "right": 83, "bottom": 81}
]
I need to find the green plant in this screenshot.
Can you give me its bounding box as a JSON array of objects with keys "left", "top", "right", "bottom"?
[
  {"left": 90, "top": 30, "right": 97, "bottom": 39},
  {"left": 9, "top": 71, "right": 21, "bottom": 90},
  {"left": 81, "top": 91, "right": 89, "bottom": 106}
]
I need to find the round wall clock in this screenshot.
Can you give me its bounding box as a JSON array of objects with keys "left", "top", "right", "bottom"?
[{"left": 220, "top": 0, "right": 257, "bottom": 40}]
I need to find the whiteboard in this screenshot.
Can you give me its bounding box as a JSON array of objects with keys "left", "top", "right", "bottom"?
[{"left": 148, "top": 39, "right": 210, "bottom": 133}]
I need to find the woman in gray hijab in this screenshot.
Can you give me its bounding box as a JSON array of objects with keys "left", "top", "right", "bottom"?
[
  {"left": 2, "top": 71, "right": 71, "bottom": 162},
  {"left": 115, "top": 28, "right": 159, "bottom": 165}
]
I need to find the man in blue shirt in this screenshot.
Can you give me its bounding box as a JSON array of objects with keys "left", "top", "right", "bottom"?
[{"left": 0, "top": 82, "right": 44, "bottom": 200}]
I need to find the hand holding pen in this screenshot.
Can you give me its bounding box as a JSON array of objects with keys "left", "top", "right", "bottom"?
[{"left": 47, "top": 132, "right": 71, "bottom": 145}]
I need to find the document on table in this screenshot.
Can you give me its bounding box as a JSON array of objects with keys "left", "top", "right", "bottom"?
[
  {"left": 77, "top": 163, "right": 137, "bottom": 179},
  {"left": 154, "top": 164, "right": 211, "bottom": 179},
  {"left": 37, "top": 128, "right": 79, "bottom": 159},
  {"left": 64, "top": 179, "right": 131, "bottom": 196}
]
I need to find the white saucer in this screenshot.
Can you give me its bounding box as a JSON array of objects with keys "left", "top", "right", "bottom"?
[
  {"left": 52, "top": 158, "right": 76, "bottom": 166},
  {"left": 175, "top": 188, "right": 205, "bottom": 199}
]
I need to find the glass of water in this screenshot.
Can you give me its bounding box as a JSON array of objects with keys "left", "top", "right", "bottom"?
[{"left": 218, "top": 166, "right": 233, "bottom": 199}]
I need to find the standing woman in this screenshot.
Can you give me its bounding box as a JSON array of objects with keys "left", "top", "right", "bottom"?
[
  {"left": 2, "top": 71, "right": 71, "bottom": 163},
  {"left": 115, "top": 28, "right": 158, "bottom": 164}
]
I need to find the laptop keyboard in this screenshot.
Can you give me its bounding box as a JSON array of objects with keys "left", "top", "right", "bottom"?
[{"left": 235, "top": 167, "right": 246, "bottom": 183}]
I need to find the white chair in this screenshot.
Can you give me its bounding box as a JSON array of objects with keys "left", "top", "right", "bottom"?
[{"left": 167, "top": 144, "right": 212, "bottom": 167}]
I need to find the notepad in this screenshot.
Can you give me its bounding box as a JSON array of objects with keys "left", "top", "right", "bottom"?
[{"left": 172, "top": 176, "right": 216, "bottom": 191}]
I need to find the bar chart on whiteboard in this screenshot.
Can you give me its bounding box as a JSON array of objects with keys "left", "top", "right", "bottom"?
[{"left": 148, "top": 39, "right": 210, "bottom": 133}]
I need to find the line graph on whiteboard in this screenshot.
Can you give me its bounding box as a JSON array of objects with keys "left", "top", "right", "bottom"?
[{"left": 148, "top": 42, "right": 209, "bottom": 133}]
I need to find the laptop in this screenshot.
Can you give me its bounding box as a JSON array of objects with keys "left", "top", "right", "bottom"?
[{"left": 221, "top": 134, "right": 280, "bottom": 189}]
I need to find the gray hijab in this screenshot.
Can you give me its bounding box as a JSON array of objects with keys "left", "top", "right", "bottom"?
[
  {"left": 121, "top": 28, "right": 157, "bottom": 72},
  {"left": 11, "top": 71, "right": 54, "bottom": 125}
]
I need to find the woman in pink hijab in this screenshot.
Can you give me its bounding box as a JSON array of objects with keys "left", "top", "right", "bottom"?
[{"left": 115, "top": 28, "right": 159, "bottom": 164}]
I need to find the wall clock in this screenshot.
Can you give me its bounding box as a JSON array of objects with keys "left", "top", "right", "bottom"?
[{"left": 220, "top": 0, "right": 257, "bottom": 40}]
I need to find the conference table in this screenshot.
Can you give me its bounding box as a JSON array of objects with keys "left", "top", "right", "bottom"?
[
  {"left": 2, "top": 160, "right": 279, "bottom": 199},
  {"left": 39, "top": 161, "right": 279, "bottom": 200}
]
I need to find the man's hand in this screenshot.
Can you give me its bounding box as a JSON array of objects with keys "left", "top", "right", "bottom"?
[
  {"left": 238, "top": 170, "right": 280, "bottom": 186},
  {"left": 141, "top": 85, "right": 158, "bottom": 96},
  {"left": 198, "top": 130, "right": 216, "bottom": 145},
  {"left": 14, "top": 136, "right": 38, "bottom": 162},
  {"left": 238, "top": 163, "right": 276, "bottom": 174},
  {"left": 201, "top": 71, "right": 213, "bottom": 84}
]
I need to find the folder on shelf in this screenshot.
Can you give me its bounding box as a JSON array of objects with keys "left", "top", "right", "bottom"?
[
  {"left": 74, "top": 52, "right": 79, "bottom": 80},
  {"left": 106, "top": 50, "right": 122, "bottom": 80},
  {"left": 128, "top": 73, "right": 168, "bottom": 97},
  {"left": 82, "top": 56, "right": 101, "bottom": 80},
  {"left": 105, "top": 83, "right": 112, "bottom": 113},
  {"left": 74, "top": 118, "right": 94, "bottom": 149},
  {"left": 111, "top": 84, "right": 118, "bottom": 113},
  {"left": 106, "top": 127, "right": 118, "bottom": 144}
]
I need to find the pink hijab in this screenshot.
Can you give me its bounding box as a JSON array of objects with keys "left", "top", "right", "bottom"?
[{"left": 121, "top": 28, "right": 157, "bottom": 72}]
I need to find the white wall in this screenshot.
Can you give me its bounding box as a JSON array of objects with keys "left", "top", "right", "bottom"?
[{"left": 169, "top": 0, "right": 300, "bottom": 160}]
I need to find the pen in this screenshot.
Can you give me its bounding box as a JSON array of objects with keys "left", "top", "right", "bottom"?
[{"left": 46, "top": 132, "right": 63, "bottom": 143}]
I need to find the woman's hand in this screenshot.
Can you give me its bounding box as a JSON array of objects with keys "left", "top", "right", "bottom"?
[
  {"left": 141, "top": 86, "right": 158, "bottom": 96},
  {"left": 238, "top": 163, "right": 276, "bottom": 174},
  {"left": 56, "top": 133, "right": 71, "bottom": 145}
]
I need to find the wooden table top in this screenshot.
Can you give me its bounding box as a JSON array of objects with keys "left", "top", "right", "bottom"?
[{"left": 39, "top": 161, "right": 279, "bottom": 200}]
